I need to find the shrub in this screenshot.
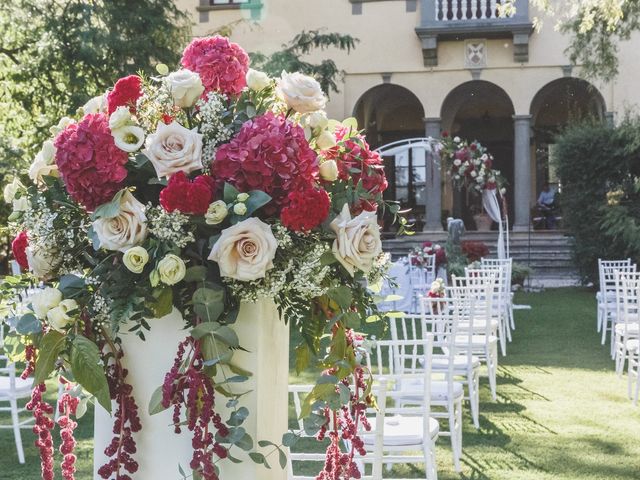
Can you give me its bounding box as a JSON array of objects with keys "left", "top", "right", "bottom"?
[
  {"left": 461, "top": 241, "right": 490, "bottom": 262},
  {"left": 554, "top": 116, "right": 640, "bottom": 284}
]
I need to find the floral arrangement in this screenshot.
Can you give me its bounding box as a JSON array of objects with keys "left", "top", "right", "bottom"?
[
  {"left": 1, "top": 35, "right": 399, "bottom": 480},
  {"left": 425, "top": 278, "right": 446, "bottom": 313},
  {"left": 439, "top": 133, "right": 505, "bottom": 193},
  {"left": 410, "top": 241, "right": 447, "bottom": 270},
  {"left": 461, "top": 241, "right": 490, "bottom": 263}
]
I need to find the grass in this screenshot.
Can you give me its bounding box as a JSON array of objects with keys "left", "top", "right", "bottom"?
[{"left": 2, "top": 288, "right": 640, "bottom": 479}]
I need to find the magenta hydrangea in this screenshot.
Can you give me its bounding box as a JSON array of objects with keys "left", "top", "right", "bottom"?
[
  {"left": 181, "top": 35, "right": 249, "bottom": 97},
  {"left": 212, "top": 112, "right": 319, "bottom": 214},
  {"left": 54, "top": 113, "right": 129, "bottom": 211}
]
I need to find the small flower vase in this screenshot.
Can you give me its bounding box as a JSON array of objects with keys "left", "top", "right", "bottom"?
[{"left": 93, "top": 299, "right": 290, "bottom": 480}]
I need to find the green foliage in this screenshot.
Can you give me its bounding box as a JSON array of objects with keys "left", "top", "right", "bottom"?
[
  {"left": 249, "top": 30, "right": 358, "bottom": 95},
  {"left": 554, "top": 116, "right": 640, "bottom": 284}
]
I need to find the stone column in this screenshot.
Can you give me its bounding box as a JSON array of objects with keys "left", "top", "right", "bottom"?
[
  {"left": 513, "top": 115, "right": 532, "bottom": 231},
  {"left": 424, "top": 117, "right": 443, "bottom": 231}
]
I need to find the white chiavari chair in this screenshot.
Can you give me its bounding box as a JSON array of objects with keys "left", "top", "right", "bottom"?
[
  {"left": 408, "top": 254, "right": 436, "bottom": 313},
  {"left": 597, "top": 258, "right": 633, "bottom": 334},
  {"left": 364, "top": 337, "right": 439, "bottom": 479},
  {"left": 481, "top": 257, "right": 514, "bottom": 333},
  {"left": 600, "top": 264, "right": 637, "bottom": 349},
  {"left": 613, "top": 271, "right": 640, "bottom": 375}
]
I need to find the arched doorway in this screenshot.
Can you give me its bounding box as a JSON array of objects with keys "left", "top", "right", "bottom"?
[
  {"left": 440, "top": 81, "right": 515, "bottom": 228},
  {"left": 354, "top": 84, "right": 425, "bottom": 224},
  {"left": 530, "top": 78, "right": 606, "bottom": 197}
]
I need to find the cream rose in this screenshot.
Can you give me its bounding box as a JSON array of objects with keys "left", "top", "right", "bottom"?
[
  {"left": 166, "top": 69, "right": 205, "bottom": 108},
  {"left": 157, "top": 254, "right": 186, "bottom": 285},
  {"left": 319, "top": 160, "right": 339, "bottom": 182},
  {"left": 307, "top": 111, "right": 328, "bottom": 130},
  {"left": 142, "top": 121, "right": 203, "bottom": 178},
  {"left": 29, "top": 141, "right": 59, "bottom": 184},
  {"left": 246, "top": 68, "right": 270, "bottom": 91},
  {"left": 330, "top": 204, "right": 383, "bottom": 276},
  {"left": 205, "top": 200, "right": 228, "bottom": 225},
  {"left": 316, "top": 130, "right": 336, "bottom": 150},
  {"left": 109, "top": 106, "right": 132, "bottom": 131},
  {"left": 31, "top": 287, "right": 63, "bottom": 319},
  {"left": 276, "top": 71, "right": 326, "bottom": 113},
  {"left": 113, "top": 125, "right": 145, "bottom": 153},
  {"left": 3, "top": 178, "right": 22, "bottom": 204},
  {"left": 208, "top": 217, "right": 278, "bottom": 281},
  {"left": 92, "top": 191, "right": 147, "bottom": 253},
  {"left": 46, "top": 299, "right": 79, "bottom": 332},
  {"left": 233, "top": 203, "right": 247, "bottom": 216},
  {"left": 81, "top": 93, "right": 107, "bottom": 115},
  {"left": 26, "top": 246, "right": 60, "bottom": 279},
  {"left": 123, "top": 246, "right": 149, "bottom": 274}
]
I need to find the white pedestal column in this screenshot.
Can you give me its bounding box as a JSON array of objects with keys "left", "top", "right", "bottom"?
[
  {"left": 513, "top": 114, "right": 532, "bottom": 231},
  {"left": 93, "top": 300, "right": 289, "bottom": 480}
]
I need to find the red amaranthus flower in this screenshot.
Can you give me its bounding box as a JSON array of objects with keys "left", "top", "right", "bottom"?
[
  {"left": 11, "top": 231, "right": 29, "bottom": 271},
  {"left": 26, "top": 384, "right": 55, "bottom": 480}
]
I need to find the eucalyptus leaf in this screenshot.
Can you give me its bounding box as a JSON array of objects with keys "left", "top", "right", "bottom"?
[
  {"left": 192, "top": 288, "right": 224, "bottom": 323},
  {"left": 190, "top": 321, "right": 220, "bottom": 340},
  {"left": 223, "top": 183, "right": 240, "bottom": 203},
  {"left": 212, "top": 325, "right": 239, "bottom": 348},
  {"left": 148, "top": 287, "right": 173, "bottom": 318},
  {"left": 58, "top": 274, "right": 85, "bottom": 297},
  {"left": 244, "top": 190, "right": 271, "bottom": 216},
  {"left": 227, "top": 406, "right": 249, "bottom": 426},
  {"left": 282, "top": 431, "right": 298, "bottom": 447},
  {"left": 15, "top": 313, "right": 41, "bottom": 335},
  {"left": 91, "top": 189, "right": 126, "bottom": 220},
  {"left": 183, "top": 265, "right": 208, "bottom": 283}
]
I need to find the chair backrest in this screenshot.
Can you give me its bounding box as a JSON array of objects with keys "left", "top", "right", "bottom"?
[
  {"left": 617, "top": 272, "right": 640, "bottom": 334},
  {"left": 602, "top": 264, "right": 637, "bottom": 297},
  {"left": 481, "top": 257, "right": 513, "bottom": 297},
  {"left": 447, "top": 278, "right": 495, "bottom": 341},
  {"left": 0, "top": 355, "right": 18, "bottom": 398},
  {"left": 407, "top": 253, "right": 436, "bottom": 287},
  {"left": 599, "top": 258, "right": 633, "bottom": 291},
  {"left": 464, "top": 266, "right": 504, "bottom": 318}
]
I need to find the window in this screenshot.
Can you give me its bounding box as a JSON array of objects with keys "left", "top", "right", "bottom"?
[{"left": 384, "top": 148, "right": 426, "bottom": 211}]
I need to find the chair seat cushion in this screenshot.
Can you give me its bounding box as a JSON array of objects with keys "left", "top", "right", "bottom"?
[
  {"left": 363, "top": 415, "right": 439, "bottom": 447},
  {"left": 458, "top": 319, "right": 499, "bottom": 331},
  {"left": 454, "top": 334, "right": 499, "bottom": 347},
  {"left": 431, "top": 355, "right": 481, "bottom": 371},
  {"left": 0, "top": 376, "right": 33, "bottom": 396},
  {"left": 626, "top": 339, "right": 639, "bottom": 351},
  {"left": 615, "top": 323, "right": 640, "bottom": 335},
  {"left": 398, "top": 378, "right": 464, "bottom": 402}
]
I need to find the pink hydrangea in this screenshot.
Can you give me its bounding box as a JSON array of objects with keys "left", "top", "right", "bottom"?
[
  {"left": 212, "top": 112, "right": 318, "bottom": 214},
  {"left": 181, "top": 35, "right": 249, "bottom": 97},
  {"left": 54, "top": 113, "right": 129, "bottom": 211}
]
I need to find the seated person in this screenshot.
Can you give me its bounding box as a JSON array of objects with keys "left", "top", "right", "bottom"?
[{"left": 537, "top": 183, "right": 557, "bottom": 229}]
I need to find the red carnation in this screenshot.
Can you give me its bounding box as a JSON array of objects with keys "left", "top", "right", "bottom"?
[
  {"left": 107, "top": 75, "right": 143, "bottom": 114},
  {"left": 11, "top": 231, "right": 29, "bottom": 271},
  {"left": 160, "top": 172, "right": 215, "bottom": 215},
  {"left": 442, "top": 131, "right": 449, "bottom": 138},
  {"left": 322, "top": 127, "right": 388, "bottom": 211},
  {"left": 54, "top": 113, "right": 129, "bottom": 211},
  {"left": 181, "top": 35, "right": 249, "bottom": 97},
  {"left": 213, "top": 112, "right": 318, "bottom": 214},
  {"left": 281, "top": 188, "right": 330, "bottom": 233}
]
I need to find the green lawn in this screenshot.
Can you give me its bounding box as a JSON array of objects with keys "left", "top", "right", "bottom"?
[{"left": 2, "top": 288, "right": 640, "bottom": 479}]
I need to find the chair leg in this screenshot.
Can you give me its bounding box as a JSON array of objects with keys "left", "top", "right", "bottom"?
[
  {"left": 10, "top": 398, "right": 25, "bottom": 464},
  {"left": 487, "top": 345, "right": 498, "bottom": 401},
  {"left": 424, "top": 440, "right": 438, "bottom": 480},
  {"left": 597, "top": 306, "right": 602, "bottom": 333},
  {"left": 509, "top": 304, "right": 515, "bottom": 331},
  {"left": 468, "top": 368, "right": 480, "bottom": 429},
  {"left": 499, "top": 319, "right": 507, "bottom": 356},
  {"left": 615, "top": 342, "right": 626, "bottom": 377},
  {"left": 448, "top": 402, "right": 462, "bottom": 472}
]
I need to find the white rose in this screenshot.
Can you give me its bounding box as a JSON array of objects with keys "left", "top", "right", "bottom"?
[
  {"left": 453, "top": 136, "right": 461, "bottom": 143},
  {"left": 316, "top": 130, "right": 337, "bottom": 150},
  {"left": 50, "top": 117, "right": 75, "bottom": 136},
  {"left": 123, "top": 246, "right": 149, "bottom": 274},
  {"left": 470, "top": 171, "right": 477, "bottom": 178},
  {"left": 208, "top": 217, "right": 278, "bottom": 282},
  {"left": 109, "top": 106, "right": 132, "bottom": 131},
  {"left": 481, "top": 154, "right": 488, "bottom": 161},
  {"left": 500, "top": 187, "right": 507, "bottom": 195},
  {"left": 81, "top": 94, "right": 107, "bottom": 115},
  {"left": 12, "top": 197, "right": 30, "bottom": 212},
  {"left": 112, "top": 125, "right": 145, "bottom": 153},
  {"left": 29, "top": 142, "right": 59, "bottom": 184},
  {"left": 454, "top": 174, "right": 461, "bottom": 180},
  {"left": 3, "top": 178, "right": 22, "bottom": 204},
  {"left": 276, "top": 71, "right": 326, "bottom": 113},
  {"left": 319, "top": 160, "right": 339, "bottom": 182},
  {"left": 142, "top": 121, "right": 203, "bottom": 178},
  {"left": 46, "top": 299, "right": 79, "bottom": 332},
  {"left": 31, "top": 287, "right": 63, "bottom": 319},
  {"left": 233, "top": 203, "right": 247, "bottom": 215},
  {"left": 307, "top": 111, "right": 328, "bottom": 130},
  {"left": 157, "top": 254, "right": 186, "bottom": 285},
  {"left": 205, "top": 200, "right": 228, "bottom": 225},
  {"left": 330, "top": 204, "right": 382, "bottom": 276},
  {"left": 92, "top": 190, "right": 148, "bottom": 253},
  {"left": 246, "top": 68, "right": 270, "bottom": 92},
  {"left": 166, "top": 69, "right": 205, "bottom": 108},
  {"left": 26, "top": 246, "right": 60, "bottom": 279},
  {"left": 453, "top": 159, "right": 461, "bottom": 167}
]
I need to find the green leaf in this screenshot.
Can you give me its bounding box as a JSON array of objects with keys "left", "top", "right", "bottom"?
[
  {"left": 192, "top": 288, "right": 224, "bottom": 323},
  {"left": 34, "top": 330, "right": 66, "bottom": 385},
  {"left": 365, "top": 314, "right": 381, "bottom": 323},
  {"left": 70, "top": 336, "right": 111, "bottom": 413},
  {"left": 249, "top": 451, "right": 270, "bottom": 468},
  {"left": 223, "top": 183, "right": 240, "bottom": 203},
  {"left": 148, "top": 386, "right": 166, "bottom": 415},
  {"left": 183, "top": 265, "right": 208, "bottom": 283},
  {"left": 343, "top": 311, "right": 360, "bottom": 329},
  {"left": 282, "top": 431, "right": 298, "bottom": 447},
  {"left": 320, "top": 250, "right": 337, "bottom": 266},
  {"left": 148, "top": 287, "right": 173, "bottom": 318},
  {"left": 91, "top": 189, "right": 126, "bottom": 220},
  {"left": 213, "top": 325, "right": 239, "bottom": 348},
  {"left": 327, "top": 286, "right": 352, "bottom": 310},
  {"left": 294, "top": 344, "right": 310, "bottom": 375},
  {"left": 58, "top": 274, "right": 85, "bottom": 297},
  {"left": 244, "top": 190, "right": 272, "bottom": 216},
  {"left": 178, "top": 464, "right": 187, "bottom": 479},
  {"left": 227, "top": 407, "right": 249, "bottom": 426},
  {"left": 75, "top": 397, "right": 89, "bottom": 419},
  {"left": 87, "top": 226, "right": 101, "bottom": 250},
  {"left": 16, "top": 313, "right": 41, "bottom": 335},
  {"left": 191, "top": 321, "right": 221, "bottom": 340},
  {"left": 278, "top": 447, "right": 287, "bottom": 469}
]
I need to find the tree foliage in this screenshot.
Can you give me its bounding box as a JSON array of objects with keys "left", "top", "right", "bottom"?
[
  {"left": 503, "top": 0, "right": 640, "bottom": 79},
  {"left": 554, "top": 116, "right": 640, "bottom": 284},
  {"left": 249, "top": 30, "right": 358, "bottom": 95}
]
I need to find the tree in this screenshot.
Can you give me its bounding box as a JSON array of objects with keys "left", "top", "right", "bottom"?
[
  {"left": 502, "top": 0, "right": 640, "bottom": 79},
  {"left": 0, "top": 0, "right": 191, "bottom": 270},
  {"left": 249, "top": 30, "right": 358, "bottom": 95}
]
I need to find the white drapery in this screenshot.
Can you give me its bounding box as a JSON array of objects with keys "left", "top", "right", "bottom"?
[{"left": 482, "top": 188, "right": 506, "bottom": 259}]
